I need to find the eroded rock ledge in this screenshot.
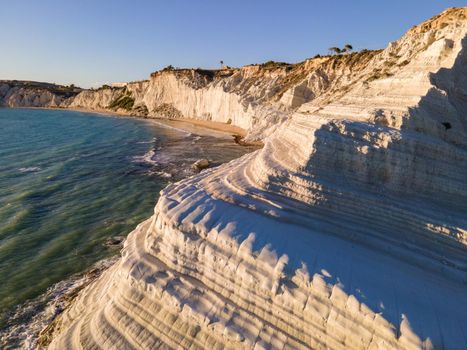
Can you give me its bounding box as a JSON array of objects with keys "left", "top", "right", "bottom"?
[{"left": 29, "top": 7, "right": 467, "bottom": 350}]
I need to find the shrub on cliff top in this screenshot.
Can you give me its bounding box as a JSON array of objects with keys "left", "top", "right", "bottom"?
[
  {"left": 260, "top": 61, "right": 290, "bottom": 69},
  {"left": 108, "top": 95, "right": 134, "bottom": 110}
]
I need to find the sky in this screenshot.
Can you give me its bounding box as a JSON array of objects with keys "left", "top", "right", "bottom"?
[{"left": 1, "top": 0, "right": 465, "bottom": 88}]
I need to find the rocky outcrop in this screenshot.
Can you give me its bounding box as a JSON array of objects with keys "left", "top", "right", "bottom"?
[
  {"left": 65, "top": 86, "right": 124, "bottom": 111},
  {"left": 191, "top": 159, "right": 210, "bottom": 172},
  {"left": 0, "top": 81, "right": 81, "bottom": 108},
  {"left": 44, "top": 7, "right": 467, "bottom": 350}
]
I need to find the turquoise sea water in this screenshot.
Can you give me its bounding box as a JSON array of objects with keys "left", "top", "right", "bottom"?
[{"left": 0, "top": 108, "right": 254, "bottom": 331}]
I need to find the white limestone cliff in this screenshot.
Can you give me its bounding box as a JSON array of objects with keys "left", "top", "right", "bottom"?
[
  {"left": 0, "top": 45, "right": 382, "bottom": 141},
  {"left": 63, "top": 48, "right": 381, "bottom": 141},
  {"left": 0, "top": 81, "right": 78, "bottom": 108},
  {"left": 31, "top": 7, "right": 467, "bottom": 349}
]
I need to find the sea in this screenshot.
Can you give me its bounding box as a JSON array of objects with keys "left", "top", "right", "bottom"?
[{"left": 0, "top": 108, "right": 257, "bottom": 348}]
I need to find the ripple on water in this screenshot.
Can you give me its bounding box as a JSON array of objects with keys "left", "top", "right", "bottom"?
[
  {"left": 17, "top": 167, "right": 42, "bottom": 173},
  {"left": 0, "top": 108, "right": 258, "bottom": 340}
]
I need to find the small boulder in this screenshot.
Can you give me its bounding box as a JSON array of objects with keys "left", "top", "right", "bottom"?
[
  {"left": 192, "top": 159, "right": 210, "bottom": 172},
  {"left": 104, "top": 236, "right": 125, "bottom": 247}
]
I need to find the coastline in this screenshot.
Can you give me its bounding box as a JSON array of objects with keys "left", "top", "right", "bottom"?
[
  {"left": 0, "top": 107, "right": 262, "bottom": 349},
  {"left": 2, "top": 8, "right": 466, "bottom": 349},
  {"left": 20, "top": 106, "right": 263, "bottom": 147},
  {"left": 1, "top": 257, "right": 119, "bottom": 349}
]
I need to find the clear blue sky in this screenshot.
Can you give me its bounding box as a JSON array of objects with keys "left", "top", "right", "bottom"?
[{"left": 1, "top": 0, "right": 464, "bottom": 88}]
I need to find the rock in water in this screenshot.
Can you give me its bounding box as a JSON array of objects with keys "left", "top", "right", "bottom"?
[
  {"left": 44, "top": 8, "right": 467, "bottom": 350},
  {"left": 192, "top": 158, "right": 210, "bottom": 172}
]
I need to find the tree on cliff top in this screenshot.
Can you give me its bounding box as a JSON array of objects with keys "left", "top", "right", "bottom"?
[{"left": 328, "top": 44, "right": 353, "bottom": 55}]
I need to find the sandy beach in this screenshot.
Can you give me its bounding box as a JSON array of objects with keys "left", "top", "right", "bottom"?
[{"left": 28, "top": 106, "right": 263, "bottom": 146}]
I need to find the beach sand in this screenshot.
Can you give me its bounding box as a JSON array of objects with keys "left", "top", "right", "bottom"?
[{"left": 29, "top": 106, "right": 262, "bottom": 146}]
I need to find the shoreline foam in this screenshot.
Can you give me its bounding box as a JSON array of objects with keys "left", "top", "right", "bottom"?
[
  {"left": 0, "top": 257, "right": 118, "bottom": 350},
  {"left": 0, "top": 107, "right": 260, "bottom": 349}
]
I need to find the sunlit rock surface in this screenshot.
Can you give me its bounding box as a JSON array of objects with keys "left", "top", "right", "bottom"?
[
  {"left": 0, "top": 81, "right": 81, "bottom": 108},
  {"left": 43, "top": 8, "right": 467, "bottom": 349}
]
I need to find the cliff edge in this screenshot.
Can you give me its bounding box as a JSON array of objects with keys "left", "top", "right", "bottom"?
[{"left": 17, "top": 7, "right": 467, "bottom": 350}]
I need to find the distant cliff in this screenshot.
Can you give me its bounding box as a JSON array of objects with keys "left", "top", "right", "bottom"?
[
  {"left": 1, "top": 50, "right": 383, "bottom": 141},
  {"left": 0, "top": 81, "right": 82, "bottom": 108}
]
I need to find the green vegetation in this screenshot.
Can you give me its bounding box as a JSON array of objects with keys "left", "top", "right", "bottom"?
[
  {"left": 366, "top": 69, "right": 394, "bottom": 83},
  {"left": 9, "top": 81, "right": 83, "bottom": 97},
  {"left": 194, "top": 68, "right": 216, "bottom": 79},
  {"left": 93, "top": 84, "right": 112, "bottom": 91},
  {"left": 311, "top": 48, "right": 380, "bottom": 62},
  {"left": 108, "top": 94, "right": 135, "bottom": 110},
  {"left": 162, "top": 65, "right": 174, "bottom": 71},
  {"left": 133, "top": 104, "right": 149, "bottom": 116},
  {"left": 260, "top": 60, "right": 291, "bottom": 69}
]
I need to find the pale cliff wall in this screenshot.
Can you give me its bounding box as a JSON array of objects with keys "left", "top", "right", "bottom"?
[
  {"left": 63, "top": 51, "right": 381, "bottom": 140},
  {"left": 0, "top": 48, "right": 382, "bottom": 141},
  {"left": 65, "top": 86, "right": 124, "bottom": 110},
  {"left": 44, "top": 7, "right": 467, "bottom": 350},
  {"left": 0, "top": 81, "right": 80, "bottom": 108}
]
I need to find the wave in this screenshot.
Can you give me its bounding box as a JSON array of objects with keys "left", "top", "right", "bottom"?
[
  {"left": 18, "top": 167, "right": 41, "bottom": 173},
  {"left": 150, "top": 121, "right": 192, "bottom": 136},
  {"left": 155, "top": 171, "right": 172, "bottom": 179},
  {"left": 131, "top": 149, "right": 157, "bottom": 165},
  {"left": 0, "top": 257, "right": 118, "bottom": 350},
  {"left": 136, "top": 137, "right": 158, "bottom": 144}
]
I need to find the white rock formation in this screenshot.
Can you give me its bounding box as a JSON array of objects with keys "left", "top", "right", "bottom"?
[
  {"left": 0, "top": 81, "right": 75, "bottom": 107},
  {"left": 64, "top": 48, "right": 382, "bottom": 141},
  {"left": 0, "top": 44, "right": 382, "bottom": 142},
  {"left": 38, "top": 7, "right": 467, "bottom": 349},
  {"left": 66, "top": 86, "right": 124, "bottom": 110}
]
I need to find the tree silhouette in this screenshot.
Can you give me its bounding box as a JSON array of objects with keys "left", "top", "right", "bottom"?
[
  {"left": 328, "top": 47, "right": 341, "bottom": 55},
  {"left": 344, "top": 44, "right": 353, "bottom": 52},
  {"left": 328, "top": 45, "right": 353, "bottom": 55}
]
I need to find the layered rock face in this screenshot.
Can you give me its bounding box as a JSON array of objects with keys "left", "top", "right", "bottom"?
[
  {"left": 65, "top": 47, "right": 381, "bottom": 141},
  {"left": 44, "top": 8, "right": 467, "bottom": 350},
  {"left": 0, "top": 81, "right": 81, "bottom": 107},
  {"left": 0, "top": 43, "right": 382, "bottom": 141}
]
